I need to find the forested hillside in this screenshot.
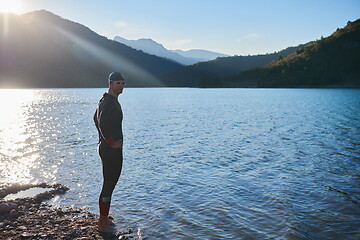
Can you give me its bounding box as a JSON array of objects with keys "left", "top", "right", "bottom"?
[{"left": 209, "top": 19, "right": 360, "bottom": 88}]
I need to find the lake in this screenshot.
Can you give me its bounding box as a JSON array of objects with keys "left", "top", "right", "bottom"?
[{"left": 0, "top": 88, "right": 359, "bottom": 239}]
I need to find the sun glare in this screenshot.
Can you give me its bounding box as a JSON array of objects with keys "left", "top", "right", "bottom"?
[
  {"left": 0, "top": 0, "right": 22, "bottom": 14},
  {"left": 0, "top": 89, "right": 39, "bottom": 184}
]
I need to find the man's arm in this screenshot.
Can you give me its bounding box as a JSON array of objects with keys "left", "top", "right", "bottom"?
[{"left": 98, "top": 105, "right": 123, "bottom": 149}]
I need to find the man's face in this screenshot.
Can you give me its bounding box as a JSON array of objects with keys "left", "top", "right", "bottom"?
[{"left": 111, "top": 80, "right": 126, "bottom": 94}]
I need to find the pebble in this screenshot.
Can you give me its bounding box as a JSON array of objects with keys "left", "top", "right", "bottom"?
[
  {"left": 0, "top": 203, "right": 17, "bottom": 214},
  {"left": 9, "top": 209, "right": 19, "bottom": 217},
  {"left": 0, "top": 183, "right": 143, "bottom": 240}
]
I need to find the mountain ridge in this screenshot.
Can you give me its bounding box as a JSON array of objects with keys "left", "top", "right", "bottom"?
[
  {"left": 159, "top": 44, "right": 305, "bottom": 87},
  {"left": 1, "top": 10, "right": 357, "bottom": 88},
  {"left": 0, "top": 10, "right": 183, "bottom": 88},
  {"left": 114, "top": 36, "right": 197, "bottom": 65},
  {"left": 114, "top": 36, "right": 228, "bottom": 65},
  {"left": 212, "top": 19, "right": 360, "bottom": 88},
  {"left": 171, "top": 49, "right": 228, "bottom": 61}
]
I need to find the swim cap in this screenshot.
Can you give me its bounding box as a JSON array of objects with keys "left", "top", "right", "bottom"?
[{"left": 108, "top": 72, "right": 124, "bottom": 83}]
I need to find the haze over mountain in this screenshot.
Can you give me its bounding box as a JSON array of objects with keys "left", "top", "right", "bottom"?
[
  {"left": 114, "top": 36, "right": 196, "bottom": 65},
  {"left": 0, "top": 10, "right": 182, "bottom": 88},
  {"left": 159, "top": 45, "right": 305, "bottom": 87},
  {"left": 114, "top": 36, "right": 228, "bottom": 65},
  {"left": 171, "top": 49, "right": 229, "bottom": 62}
]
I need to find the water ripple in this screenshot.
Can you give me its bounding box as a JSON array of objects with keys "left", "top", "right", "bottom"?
[{"left": 0, "top": 88, "right": 359, "bottom": 239}]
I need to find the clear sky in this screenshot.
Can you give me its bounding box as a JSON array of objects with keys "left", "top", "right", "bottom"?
[{"left": 1, "top": 0, "right": 359, "bottom": 55}]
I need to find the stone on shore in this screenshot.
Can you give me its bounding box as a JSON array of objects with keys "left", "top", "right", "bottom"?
[
  {"left": 0, "top": 183, "right": 142, "bottom": 239},
  {"left": 0, "top": 202, "right": 17, "bottom": 214}
]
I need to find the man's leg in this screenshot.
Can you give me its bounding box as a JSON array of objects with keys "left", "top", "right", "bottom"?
[{"left": 98, "top": 145, "right": 123, "bottom": 232}]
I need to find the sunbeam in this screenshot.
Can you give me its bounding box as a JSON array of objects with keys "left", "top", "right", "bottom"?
[{"left": 51, "top": 22, "right": 165, "bottom": 87}]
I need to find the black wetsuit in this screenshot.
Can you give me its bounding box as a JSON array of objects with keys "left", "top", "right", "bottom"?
[{"left": 94, "top": 93, "right": 123, "bottom": 216}]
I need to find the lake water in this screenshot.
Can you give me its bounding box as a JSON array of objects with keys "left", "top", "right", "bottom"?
[{"left": 0, "top": 88, "right": 359, "bottom": 239}]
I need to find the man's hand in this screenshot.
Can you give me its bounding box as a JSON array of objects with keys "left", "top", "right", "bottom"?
[{"left": 111, "top": 140, "right": 123, "bottom": 149}]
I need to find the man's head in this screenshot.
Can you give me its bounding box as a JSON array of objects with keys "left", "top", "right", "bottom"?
[{"left": 108, "top": 72, "right": 126, "bottom": 95}]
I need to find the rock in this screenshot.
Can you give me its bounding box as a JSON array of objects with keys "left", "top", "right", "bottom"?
[
  {"left": 0, "top": 203, "right": 17, "bottom": 215},
  {"left": 0, "top": 190, "right": 6, "bottom": 198},
  {"left": 20, "top": 232, "right": 33, "bottom": 239},
  {"left": 24, "top": 203, "right": 32, "bottom": 209},
  {"left": 38, "top": 233, "right": 48, "bottom": 238},
  {"left": 0, "top": 184, "right": 142, "bottom": 240},
  {"left": 4, "top": 224, "right": 13, "bottom": 230},
  {"left": 9, "top": 209, "right": 19, "bottom": 218},
  {"left": 58, "top": 188, "right": 67, "bottom": 194}
]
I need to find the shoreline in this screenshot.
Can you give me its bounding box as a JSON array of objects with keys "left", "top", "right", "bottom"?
[{"left": 0, "top": 184, "right": 138, "bottom": 240}]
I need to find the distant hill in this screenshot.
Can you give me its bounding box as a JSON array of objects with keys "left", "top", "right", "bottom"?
[
  {"left": 114, "top": 36, "right": 228, "bottom": 65},
  {"left": 159, "top": 45, "right": 304, "bottom": 87},
  {"left": 114, "top": 36, "right": 196, "bottom": 65},
  {"left": 213, "top": 19, "right": 360, "bottom": 88},
  {"left": 171, "top": 49, "right": 229, "bottom": 61},
  {"left": 0, "top": 11, "right": 182, "bottom": 88},
  {"left": 259, "top": 19, "right": 360, "bottom": 87}
]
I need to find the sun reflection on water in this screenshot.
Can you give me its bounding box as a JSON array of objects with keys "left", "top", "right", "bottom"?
[{"left": 0, "top": 89, "right": 47, "bottom": 184}]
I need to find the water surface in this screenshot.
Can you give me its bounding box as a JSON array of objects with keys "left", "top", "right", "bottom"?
[{"left": 0, "top": 88, "right": 359, "bottom": 239}]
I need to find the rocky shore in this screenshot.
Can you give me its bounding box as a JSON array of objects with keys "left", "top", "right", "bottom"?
[{"left": 0, "top": 184, "right": 139, "bottom": 240}]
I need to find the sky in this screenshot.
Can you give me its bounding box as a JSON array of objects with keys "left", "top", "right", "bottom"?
[{"left": 1, "top": 0, "right": 359, "bottom": 56}]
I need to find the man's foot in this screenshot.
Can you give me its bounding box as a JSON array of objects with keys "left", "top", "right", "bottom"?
[
  {"left": 106, "top": 218, "right": 116, "bottom": 226},
  {"left": 98, "top": 216, "right": 115, "bottom": 233},
  {"left": 98, "top": 231, "right": 117, "bottom": 239}
]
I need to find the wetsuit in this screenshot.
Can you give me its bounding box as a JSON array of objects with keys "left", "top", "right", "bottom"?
[{"left": 94, "top": 93, "right": 123, "bottom": 217}]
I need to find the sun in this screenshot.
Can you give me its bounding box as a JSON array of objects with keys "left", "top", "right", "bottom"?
[{"left": 0, "top": 0, "right": 22, "bottom": 14}]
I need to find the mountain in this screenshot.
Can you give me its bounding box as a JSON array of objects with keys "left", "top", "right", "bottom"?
[
  {"left": 213, "top": 19, "right": 360, "bottom": 88},
  {"left": 114, "top": 36, "right": 197, "bottom": 65},
  {"left": 171, "top": 49, "right": 229, "bottom": 61},
  {"left": 159, "top": 44, "right": 304, "bottom": 87},
  {"left": 0, "top": 10, "right": 182, "bottom": 88},
  {"left": 2, "top": 10, "right": 356, "bottom": 89},
  {"left": 114, "top": 36, "right": 228, "bottom": 65}
]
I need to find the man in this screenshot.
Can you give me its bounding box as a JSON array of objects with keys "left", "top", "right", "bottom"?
[{"left": 94, "top": 72, "right": 126, "bottom": 232}]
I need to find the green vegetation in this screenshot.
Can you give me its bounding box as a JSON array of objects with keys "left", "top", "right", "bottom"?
[
  {"left": 160, "top": 45, "right": 304, "bottom": 87},
  {"left": 205, "top": 19, "right": 360, "bottom": 88}
]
